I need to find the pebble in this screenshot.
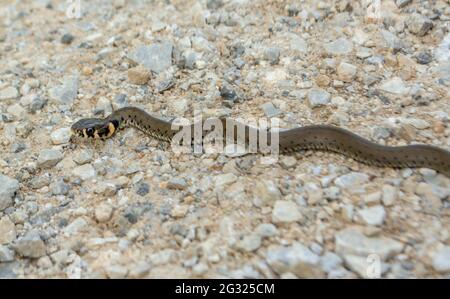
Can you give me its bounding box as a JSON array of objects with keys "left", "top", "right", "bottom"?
[
  {"left": 320, "top": 252, "right": 343, "bottom": 273},
  {"left": 263, "top": 47, "right": 281, "bottom": 65},
  {"left": 381, "top": 185, "right": 397, "bottom": 206},
  {"left": 415, "top": 52, "right": 432, "bottom": 65},
  {"left": 337, "top": 62, "right": 357, "bottom": 82},
  {"left": 0, "top": 86, "right": 19, "bottom": 101},
  {"left": 280, "top": 156, "right": 297, "bottom": 169},
  {"left": 0, "top": 174, "right": 19, "bottom": 211},
  {"left": 334, "top": 172, "right": 369, "bottom": 189},
  {"left": 237, "top": 234, "right": 262, "bottom": 252},
  {"left": 266, "top": 243, "right": 325, "bottom": 278},
  {"left": 253, "top": 180, "right": 282, "bottom": 206},
  {"left": 406, "top": 13, "right": 433, "bottom": 36},
  {"left": 255, "top": 223, "right": 278, "bottom": 238},
  {"left": 307, "top": 88, "right": 331, "bottom": 108},
  {"left": 95, "top": 203, "right": 113, "bottom": 223},
  {"left": 48, "top": 76, "right": 78, "bottom": 105},
  {"left": 0, "top": 245, "right": 14, "bottom": 262},
  {"left": 335, "top": 228, "right": 404, "bottom": 261},
  {"left": 167, "top": 178, "right": 188, "bottom": 190},
  {"left": 13, "top": 230, "right": 46, "bottom": 258},
  {"left": 51, "top": 128, "right": 71, "bottom": 145},
  {"left": 127, "top": 65, "right": 151, "bottom": 85},
  {"left": 29, "top": 95, "right": 47, "bottom": 113},
  {"left": 61, "top": 33, "right": 74, "bottom": 44},
  {"left": 272, "top": 200, "right": 302, "bottom": 223},
  {"left": 128, "top": 262, "right": 151, "bottom": 278},
  {"left": 358, "top": 205, "right": 386, "bottom": 226},
  {"left": 135, "top": 182, "right": 150, "bottom": 196},
  {"left": 128, "top": 41, "right": 173, "bottom": 73},
  {"left": 63, "top": 217, "right": 88, "bottom": 235},
  {"left": 260, "top": 102, "right": 281, "bottom": 118},
  {"left": 378, "top": 77, "right": 409, "bottom": 95},
  {"left": 380, "top": 30, "right": 404, "bottom": 51},
  {"left": 363, "top": 191, "right": 381, "bottom": 206},
  {"left": 0, "top": 216, "right": 16, "bottom": 244},
  {"left": 50, "top": 180, "right": 71, "bottom": 196},
  {"left": 73, "top": 150, "right": 93, "bottom": 164},
  {"left": 432, "top": 246, "right": 450, "bottom": 273},
  {"left": 72, "top": 164, "right": 96, "bottom": 180},
  {"left": 395, "top": 0, "right": 411, "bottom": 8},
  {"left": 104, "top": 265, "right": 128, "bottom": 279},
  {"left": 324, "top": 37, "right": 353, "bottom": 55}
]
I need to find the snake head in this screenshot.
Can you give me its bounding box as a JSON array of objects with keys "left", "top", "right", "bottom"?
[{"left": 71, "top": 118, "right": 119, "bottom": 139}]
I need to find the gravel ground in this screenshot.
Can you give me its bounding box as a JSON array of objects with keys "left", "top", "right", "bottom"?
[{"left": 0, "top": 0, "right": 450, "bottom": 278}]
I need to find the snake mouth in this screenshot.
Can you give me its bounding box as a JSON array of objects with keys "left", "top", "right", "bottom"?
[{"left": 71, "top": 118, "right": 119, "bottom": 139}]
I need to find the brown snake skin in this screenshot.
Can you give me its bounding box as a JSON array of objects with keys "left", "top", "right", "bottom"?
[{"left": 71, "top": 107, "right": 450, "bottom": 177}]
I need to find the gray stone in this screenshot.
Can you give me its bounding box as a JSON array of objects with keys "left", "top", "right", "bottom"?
[
  {"left": 324, "top": 37, "right": 353, "bottom": 55},
  {"left": 272, "top": 200, "right": 302, "bottom": 223},
  {"left": 254, "top": 180, "right": 282, "bottom": 206},
  {"left": 0, "top": 245, "right": 14, "bottom": 262},
  {"left": 73, "top": 149, "right": 93, "bottom": 164},
  {"left": 63, "top": 217, "right": 88, "bottom": 235},
  {"left": 256, "top": 223, "right": 278, "bottom": 238},
  {"left": 48, "top": 76, "right": 78, "bottom": 105},
  {"left": 337, "top": 62, "right": 357, "bottom": 82},
  {"left": 381, "top": 30, "right": 404, "bottom": 51},
  {"left": 395, "top": 0, "right": 411, "bottom": 8},
  {"left": 382, "top": 185, "right": 397, "bottom": 206},
  {"left": 51, "top": 128, "right": 71, "bottom": 145},
  {"left": 260, "top": 102, "right": 281, "bottom": 117},
  {"left": 320, "top": 252, "right": 343, "bottom": 273},
  {"left": 358, "top": 205, "right": 386, "bottom": 226},
  {"left": 415, "top": 52, "right": 432, "bottom": 65},
  {"left": 334, "top": 172, "right": 369, "bottom": 189},
  {"left": 72, "top": 164, "right": 96, "bottom": 180},
  {"left": 263, "top": 47, "right": 280, "bottom": 64},
  {"left": 0, "top": 86, "right": 19, "bottom": 101},
  {"left": 13, "top": 230, "right": 46, "bottom": 258},
  {"left": 37, "top": 149, "right": 64, "bottom": 168},
  {"left": 379, "top": 77, "right": 409, "bottom": 95},
  {"left": 128, "top": 41, "right": 173, "bottom": 73},
  {"left": 50, "top": 180, "right": 71, "bottom": 196},
  {"left": 167, "top": 178, "right": 187, "bottom": 190},
  {"left": 237, "top": 234, "right": 262, "bottom": 252},
  {"left": 136, "top": 182, "right": 150, "bottom": 196},
  {"left": 406, "top": 13, "right": 433, "bottom": 36},
  {"left": 266, "top": 243, "right": 325, "bottom": 278},
  {"left": 307, "top": 88, "right": 331, "bottom": 108},
  {"left": 61, "top": 33, "right": 74, "bottom": 44},
  {"left": 335, "top": 228, "right": 404, "bottom": 261},
  {"left": 0, "top": 174, "right": 19, "bottom": 211},
  {"left": 0, "top": 216, "right": 16, "bottom": 244},
  {"left": 432, "top": 246, "right": 450, "bottom": 273}
]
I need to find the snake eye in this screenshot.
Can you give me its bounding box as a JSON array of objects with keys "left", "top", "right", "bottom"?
[{"left": 86, "top": 128, "right": 94, "bottom": 137}]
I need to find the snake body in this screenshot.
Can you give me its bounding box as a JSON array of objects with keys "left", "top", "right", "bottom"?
[{"left": 71, "top": 107, "right": 450, "bottom": 177}]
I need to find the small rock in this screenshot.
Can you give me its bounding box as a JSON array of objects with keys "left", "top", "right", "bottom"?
[
  {"left": 255, "top": 223, "right": 278, "bottom": 238},
  {"left": 73, "top": 149, "right": 93, "bottom": 164},
  {"left": 129, "top": 262, "right": 151, "bottom": 278},
  {"left": 335, "top": 228, "right": 404, "bottom": 261},
  {"left": 0, "top": 217, "right": 16, "bottom": 244},
  {"left": 104, "top": 265, "right": 128, "bottom": 279},
  {"left": 307, "top": 88, "right": 331, "bottom": 108},
  {"left": 382, "top": 185, "right": 397, "bottom": 206},
  {"left": 432, "top": 246, "right": 450, "bottom": 273},
  {"left": 61, "top": 33, "right": 74, "bottom": 44},
  {"left": 0, "top": 175, "right": 19, "bottom": 211},
  {"left": 50, "top": 180, "right": 71, "bottom": 196},
  {"left": 320, "top": 252, "right": 343, "bottom": 273},
  {"left": 363, "top": 191, "right": 381, "bottom": 206},
  {"left": 260, "top": 102, "right": 281, "bottom": 117},
  {"left": 13, "top": 230, "right": 46, "bottom": 258},
  {"left": 315, "top": 74, "right": 331, "bottom": 87},
  {"left": 266, "top": 243, "right": 325, "bottom": 278},
  {"left": 72, "top": 164, "right": 96, "bottom": 180},
  {"left": 135, "top": 182, "right": 150, "bottom": 196},
  {"left": 324, "top": 37, "right": 353, "bottom": 55},
  {"left": 406, "top": 13, "right": 433, "bottom": 36},
  {"left": 337, "top": 62, "right": 357, "bottom": 82},
  {"left": 237, "top": 234, "right": 262, "bottom": 252},
  {"left": 95, "top": 203, "right": 113, "bottom": 223},
  {"left": 379, "top": 77, "right": 409, "bottom": 95},
  {"left": 263, "top": 47, "right": 281, "bottom": 65},
  {"left": 415, "top": 52, "right": 432, "bottom": 65},
  {"left": 128, "top": 41, "right": 173, "bottom": 73},
  {"left": 51, "top": 128, "right": 71, "bottom": 145},
  {"left": 29, "top": 95, "right": 47, "bottom": 113},
  {"left": 381, "top": 30, "right": 404, "bottom": 51},
  {"left": 48, "top": 76, "right": 78, "bottom": 105},
  {"left": 171, "top": 204, "right": 188, "bottom": 218},
  {"left": 127, "top": 65, "right": 151, "bottom": 85},
  {"left": 254, "top": 180, "right": 282, "bottom": 206},
  {"left": 334, "top": 172, "right": 369, "bottom": 189},
  {"left": 167, "top": 178, "right": 187, "bottom": 190},
  {"left": 0, "top": 245, "right": 14, "bottom": 262},
  {"left": 395, "top": 0, "right": 411, "bottom": 8},
  {"left": 0, "top": 86, "right": 19, "bottom": 101},
  {"left": 272, "top": 200, "right": 302, "bottom": 223},
  {"left": 280, "top": 156, "right": 297, "bottom": 169},
  {"left": 358, "top": 205, "right": 386, "bottom": 226},
  {"left": 63, "top": 217, "right": 88, "bottom": 235}
]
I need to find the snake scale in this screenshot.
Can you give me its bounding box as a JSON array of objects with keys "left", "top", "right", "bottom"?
[{"left": 71, "top": 107, "right": 450, "bottom": 177}]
